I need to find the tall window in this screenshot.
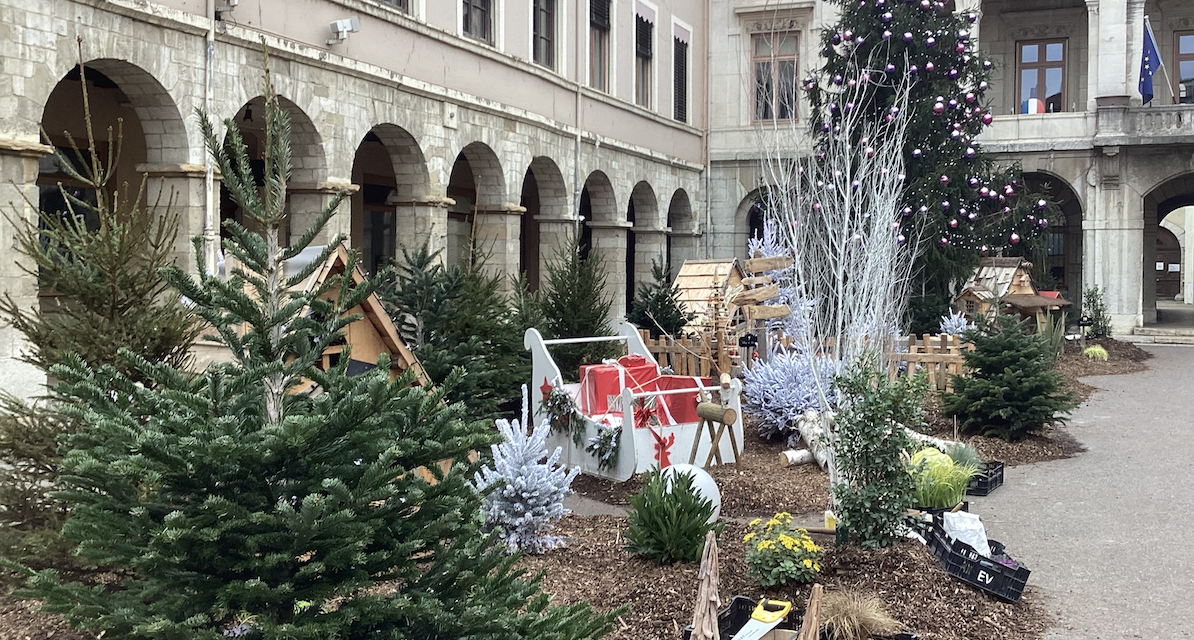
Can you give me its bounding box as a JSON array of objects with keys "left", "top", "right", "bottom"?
[
  {"left": 674, "top": 37, "right": 688, "bottom": 122},
  {"left": 377, "top": 0, "right": 408, "bottom": 12},
  {"left": 635, "top": 15, "right": 653, "bottom": 108},
  {"left": 1017, "top": 40, "right": 1065, "bottom": 113},
  {"left": 1177, "top": 32, "right": 1194, "bottom": 104},
  {"left": 752, "top": 32, "right": 798, "bottom": 121},
  {"left": 590, "top": 0, "right": 610, "bottom": 91},
  {"left": 462, "top": 0, "right": 492, "bottom": 44},
  {"left": 533, "top": 0, "right": 555, "bottom": 69}
]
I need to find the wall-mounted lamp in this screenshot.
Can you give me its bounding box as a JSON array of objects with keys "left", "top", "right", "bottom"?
[
  {"left": 327, "top": 17, "right": 360, "bottom": 46},
  {"left": 214, "top": 0, "right": 238, "bottom": 21}
]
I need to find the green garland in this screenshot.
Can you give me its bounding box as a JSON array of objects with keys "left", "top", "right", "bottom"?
[
  {"left": 542, "top": 383, "right": 622, "bottom": 470},
  {"left": 585, "top": 425, "right": 621, "bottom": 470}
]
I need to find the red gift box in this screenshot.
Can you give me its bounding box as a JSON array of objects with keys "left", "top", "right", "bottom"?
[
  {"left": 576, "top": 357, "right": 660, "bottom": 416},
  {"left": 649, "top": 376, "right": 713, "bottom": 425}
]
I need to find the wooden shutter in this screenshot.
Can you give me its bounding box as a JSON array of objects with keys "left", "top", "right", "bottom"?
[
  {"left": 591, "top": 0, "right": 610, "bottom": 30},
  {"left": 636, "top": 15, "right": 652, "bottom": 59},
  {"left": 674, "top": 38, "right": 688, "bottom": 122}
]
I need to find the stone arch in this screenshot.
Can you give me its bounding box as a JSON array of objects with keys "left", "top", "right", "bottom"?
[
  {"left": 40, "top": 59, "right": 189, "bottom": 166},
  {"left": 521, "top": 155, "right": 570, "bottom": 290},
  {"left": 734, "top": 188, "right": 768, "bottom": 259},
  {"left": 1023, "top": 171, "right": 1084, "bottom": 301},
  {"left": 581, "top": 170, "right": 618, "bottom": 227},
  {"left": 1143, "top": 172, "right": 1194, "bottom": 322},
  {"left": 580, "top": 170, "right": 625, "bottom": 319},
  {"left": 445, "top": 141, "right": 507, "bottom": 267},
  {"left": 666, "top": 188, "right": 696, "bottom": 275},
  {"left": 348, "top": 124, "right": 433, "bottom": 273},
  {"left": 626, "top": 181, "right": 660, "bottom": 309},
  {"left": 452, "top": 141, "right": 506, "bottom": 208}
]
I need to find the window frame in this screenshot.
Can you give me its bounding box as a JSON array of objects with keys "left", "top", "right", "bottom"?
[
  {"left": 1176, "top": 31, "right": 1194, "bottom": 104},
  {"left": 462, "top": 0, "right": 493, "bottom": 45},
  {"left": 375, "top": 0, "right": 408, "bottom": 13},
  {"left": 589, "top": 0, "right": 611, "bottom": 91},
  {"left": 635, "top": 14, "right": 653, "bottom": 109},
  {"left": 750, "top": 31, "right": 799, "bottom": 123},
  {"left": 532, "top": 0, "right": 555, "bottom": 69},
  {"left": 1016, "top": 38, "right": 1067, "bottom": 114}
]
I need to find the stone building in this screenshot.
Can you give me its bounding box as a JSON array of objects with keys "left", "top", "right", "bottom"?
[
  {"left": 4, "top": 0, "right": 1194, "bottom": 396},
  {"left": 707, "top": 0, "right": 1194, "bottom": 336},
  {"left": 0, "top": 0, "right": 708, "bottom": 396}
]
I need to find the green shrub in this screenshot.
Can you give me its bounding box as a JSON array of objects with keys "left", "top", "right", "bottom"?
[
  {"left": 539, "top": 242, "right": 618, "bottom": 381},
  {"left": 944, "top": 442, "right": 983, "bottom": 468},
  {"left": 743, "top": 512, "right": 823, "bottom": 587},
  {"left": 831, "top": 358, "right": 925, "bottom": 548},
  {"left": 1084, "top": 345, "right": 1109, "bottom": 361},
  {"left": 909, "top": 448, "right": 976, "bottom": 509},
  {"left": 943, "top": 313, "right": 1077, "bottom": 441},
  {"left": 624, "top": 469, "right": 723, "bottom": 565}
]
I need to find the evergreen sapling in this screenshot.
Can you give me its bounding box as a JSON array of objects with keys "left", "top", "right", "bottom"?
[
  {"left": 473, "top": 386, "right": 580, "bottom": 554},
  {"left": 627, "top": 260, "right": 694, "bottom": 338}
]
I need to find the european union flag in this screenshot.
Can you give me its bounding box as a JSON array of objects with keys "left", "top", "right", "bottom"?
[{"left": 1140, "top": 19, "right": 1161, "bottom": 104}]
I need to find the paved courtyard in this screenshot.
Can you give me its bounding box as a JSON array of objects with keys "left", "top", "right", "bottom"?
[{"left": 974, "top": 345, "right": 1194, "bottom": 639}]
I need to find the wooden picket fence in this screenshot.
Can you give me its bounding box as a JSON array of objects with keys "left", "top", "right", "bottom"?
[
  {"left": 887, "top": 334, "right": 972, "bottom": 393},
  {"left": 637, "top": 330, "right": 721, "bottom": 377}
]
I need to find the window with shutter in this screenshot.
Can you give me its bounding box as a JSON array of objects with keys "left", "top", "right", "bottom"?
[
  {"left": 674, "top": 38, "right": 688, "bottom": 122},
  {"left": 376, "top": 0, "right": 408, "bottom": 12},
  {"left": 591, "top": 0, "right": 610, "bottom": 30},
  {"left": 636, "top": 16, "right": 653, "bottom": 59},
  {"left": 589, "top": 1, "right": 611, "bottom": 91},
  {"left": 635, "top": 15, "right": 653, "bottom": 108}
]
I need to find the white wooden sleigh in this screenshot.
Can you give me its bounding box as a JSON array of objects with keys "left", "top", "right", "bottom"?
[{"left": 525, "top": 323, "right": 744, "bottom": 482}]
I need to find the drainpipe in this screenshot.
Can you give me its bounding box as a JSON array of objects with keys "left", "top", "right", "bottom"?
[
  {"left": 573, "top": 3, "right": 584, "bottom": 239},
  {"left": 703, "top": 0, "right": 711, "bottom": 258},
  {"left": 204, "top": 0, "right": 217, "bottom": 275}
]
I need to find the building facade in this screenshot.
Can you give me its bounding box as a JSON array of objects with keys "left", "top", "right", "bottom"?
[
  {"left": 3, "top": 0, "right": 1194, "bottom": 396},
  {"left": 0, "top": 0, "right": 708, "bottom": 395}
]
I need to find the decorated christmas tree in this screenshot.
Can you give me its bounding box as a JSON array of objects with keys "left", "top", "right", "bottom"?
[
  {"left": 14, "top": 60, "right": 614, "bottom": 640},
  {"left": 807, "top": 0, "right": 1057, "bottom": 331}
]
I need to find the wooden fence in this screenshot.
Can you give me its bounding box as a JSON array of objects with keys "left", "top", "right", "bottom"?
[{"left": 640, "top": 329, "right": 972, "bottom": 392}]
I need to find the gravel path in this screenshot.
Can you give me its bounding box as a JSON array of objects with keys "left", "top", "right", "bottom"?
[{"left": 973, "top": 345, "right": 1194, "bottom": 639}]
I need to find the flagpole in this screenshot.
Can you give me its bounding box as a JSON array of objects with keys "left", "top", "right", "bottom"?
[{"left": 1145, "top": 16, "right": 1178, "bottom": 104}]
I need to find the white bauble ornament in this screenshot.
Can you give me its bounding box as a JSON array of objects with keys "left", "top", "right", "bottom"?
[{"left": 661, "top": 464, "right": 721, "bottom": 524}]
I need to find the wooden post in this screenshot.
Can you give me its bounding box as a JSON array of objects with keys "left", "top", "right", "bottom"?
[{"left": 797, "top": 584, "right": 824, "bottom": 640}]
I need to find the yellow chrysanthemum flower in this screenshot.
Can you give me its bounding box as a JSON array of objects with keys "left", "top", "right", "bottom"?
[
  {"left": 803, "top": 559, "right": 813, "bottom": 568},
  {"left": 743, "top": 532, "right": 756, "bottom": 543},
  {"left": 749, "top": 518, "right": 762, "bottom": 527}
]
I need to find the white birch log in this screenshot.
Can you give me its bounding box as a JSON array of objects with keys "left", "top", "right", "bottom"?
[
  {"left": 795, "top": 410, "right": 833, "bottom": 470},
  {"left": 904, "top": 428, "right": 960, "bottom": 451},
  {"left": 779, "top": 449, "right": 815, "bottom": 466}
]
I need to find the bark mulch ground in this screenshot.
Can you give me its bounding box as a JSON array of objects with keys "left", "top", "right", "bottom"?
[{"left": 519, "top": 515, "right": 1052, "bottom": 640}]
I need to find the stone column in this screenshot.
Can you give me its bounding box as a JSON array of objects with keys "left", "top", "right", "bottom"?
[
  {"left": 288, "top": 180, "right": 356, "bottom": 249},
  {"left": 633, "top": 226, "right": 669, "bottom": 287},
  {"left": 1185, "top": 208, "right": 1194, "bottom": 304},
  {"left": 1086, "top": 0, "right": 1101, "bottom": 111},
  {"left": 391, "top": 195, "right": 452, "bottom": 264},
  {"left": 1096, "top": 0, "right": 1130, "bottom": 100},
  {"left": 668, "top": 228, "right": 703, "bottom": 277},
  {"left": 1126, "top": 0, "right": 1146, "bottom": 104},
  {"left": 0, "top": 139, "right": 51, "bottom": 399},
  {"left": 587, "top": 220, "right": 632, "bottom": 323},
  {"left": 473, "top": 203, "right": 526, "bottom": 291},
  {"left": 535, "top": 214, "right": 580, "bottom": 288},
  {"left": 1086, "top": 144, "right": 1145, "bottom": 333},
  {"left": 137, "top": 163, "right": 210, "bottom": 274}
]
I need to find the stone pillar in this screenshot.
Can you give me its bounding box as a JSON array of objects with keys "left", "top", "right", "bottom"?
[
  {"left": 288, "top": 180, "right": 356, "bottom": 249},
  {"left": 0, "top": 139, "right": 52, "bottom": 399},
  {"left": 1185, "top": 208, "right": 1194, "bottom": 304},
  {"left": 1086, "top": 0, "right": 1101, "bottom": 111},
  {"left": 1096, "top": 0, "right": 1130, "bottom": 100},
  {"left": 473, "top": 203, "right": 526, "bottom": 291},
  {"left": 536, "top": 214, "right": 580, "bottom": 287},
  {"left": 137, "top": 163, "right": 210, "bottom": 274},
  {"left": 1126, "top": 0, "right": 1146, "bottom": 104},
  {"left": 633, "top": 226, "right": 669, "bottom": 287},
  {"left": 1086, "top": 144, "right": 1145, "bottom": 333},
  {"left": 668, "top": 228, "right": 703, "bottom": 277},
  {"left": 587, "top": 221, "right": 632, "bottom": 323},
  {"left": 391, "top": 195, "right": 452, "bottom": 264}
]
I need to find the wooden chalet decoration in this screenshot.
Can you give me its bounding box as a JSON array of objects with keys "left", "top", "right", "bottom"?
[
  {"left": 674, "top": 258, "right": 746, "bottom": 332},
  {"left": 288, "top": 244, "right": 428, "bottom": 384},
  {"left": 954, "top": 257, "right": 1070, "bottom": 328}
]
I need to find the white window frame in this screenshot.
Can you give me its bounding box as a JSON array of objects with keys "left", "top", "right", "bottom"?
[
  {"left": 635, "top": 0, "right": 659, "bottom": 111},
  {"left": 672, "top": 15, "right": 693, "bottom": 123},
  {"left": 459, "top": 0, "right": 504, "bottom": 49}
]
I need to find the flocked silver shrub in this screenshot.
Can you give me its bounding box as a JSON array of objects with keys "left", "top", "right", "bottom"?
[
  {"left": 939, "top": 310, "right": 970, "bottom": 335},
  {"left": 473, "top": 386, "right": 580, "bottom": 554},
  {"left": 743, "top": 349, "right": 837, "bottom": 446}
]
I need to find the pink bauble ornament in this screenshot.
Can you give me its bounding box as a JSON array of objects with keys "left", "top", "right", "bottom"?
[
  {"left": 981, "top": 112, "right": 994, "bottom": 125},
  {"left": 933, "top": 102, "right": 945, "bottom": 114},
  {"left": 949, "top": 219, "right": 959, "bottom": 228},
  {"left": 1010, "top": 233, "right": 1021, "bottom": 244},
  {"left": 925, "top": 61, "right": 936, "bottom": 72}
]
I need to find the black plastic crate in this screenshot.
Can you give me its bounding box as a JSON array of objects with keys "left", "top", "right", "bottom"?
[
  {"left": 682, "top": 595, "right": 759, "bottom": 640},
  {"left": 923, "top": 522, "right": 1030, "bottom": 603},
  {"left": 967, "top": 460, "right": 1005, "bottom": 496}
]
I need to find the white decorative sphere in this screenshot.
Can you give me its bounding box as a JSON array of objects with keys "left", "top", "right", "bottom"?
[{"left": 661, "top": 464, "right": 721, "bottom": 524}]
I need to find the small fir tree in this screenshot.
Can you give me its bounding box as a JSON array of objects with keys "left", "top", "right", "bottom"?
[
  {"left": 831, "top": 358, "right": 924, "bottom": 548},
  {"left": 0, "top": 58, "right": 198, "bottom": 569},
  {"left": 13, "top": 61, "right": 614, "bottom": 640},
  {"left": 379, "top": 244, "right": 530, "bottom": 418},
  {"left": 742, "top": 350, "right": 836, "bottom": 446},
  {"left": 1083, "top": 285, "right": 1113, "bottom": 338},
  {"left": 539, "top": 241, "right": 617, "bottom": 380},
  {"left": 627, "top": 260, "right": 694, "bottom": 338},
  {"left": 472, "top": 386, "right": 580, "bottom": 554},
  {"left": 624, "top": 469, "right": 723, "bottom": 566},
  {"left": 943, "top": 313, "right": 1076, "bottom": 441}
]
